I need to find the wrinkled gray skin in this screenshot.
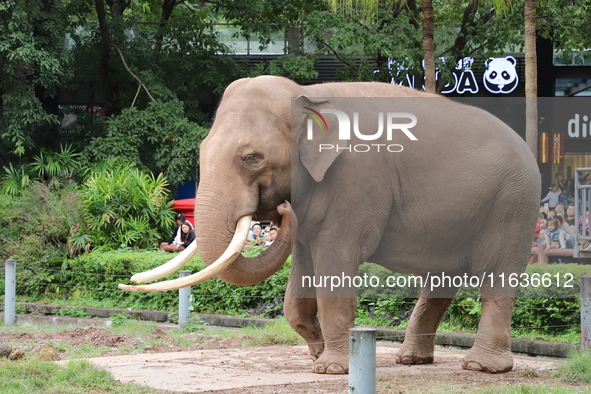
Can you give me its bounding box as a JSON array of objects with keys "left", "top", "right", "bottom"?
[{"left": 195, "top": 76, "right": 540, "bottom": 374}]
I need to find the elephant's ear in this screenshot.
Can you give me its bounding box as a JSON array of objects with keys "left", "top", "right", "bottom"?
[{"left": 293, "top": 96, "right": 349, "bottom": 182}]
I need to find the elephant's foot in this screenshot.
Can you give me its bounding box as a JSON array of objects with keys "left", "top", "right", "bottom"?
[
  {"left": 462, "top": 346, "right": 513, "bottom": 373},
  {"left": 396, "top": 341, "right": 434, "bottom": 365},
  {"left": 312, "top": 350, "right": 348, "bottom": 374},
  {"left": 308, "top": 341, "right": 324, "bottom": 361}
]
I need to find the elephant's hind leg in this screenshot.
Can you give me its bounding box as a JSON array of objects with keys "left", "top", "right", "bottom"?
[
  {"left": 462, "top": 297, "right": 514, "bottom": 373},
  {"left": 397, "top": 287, "right": 457, "bottom": 365}
]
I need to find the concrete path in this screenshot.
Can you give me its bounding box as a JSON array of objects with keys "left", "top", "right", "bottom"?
[{"left": 80, "top": 342, "right": 559, "bottom": 393}]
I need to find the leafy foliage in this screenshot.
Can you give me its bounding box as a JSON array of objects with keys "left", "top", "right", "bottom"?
[
  {"left": 79, "top": 161, "right": 175, "bottom": 249},
  {"left": 0, "top": 180, "right": 87, "bottom": 270},
  {"left": 30, "top": 144, "right": 81, "bottom": 181},
  {"left": 13, "top": 249, "right": 291, "bottom": 315},
  {"left": 0, "top": 163, "right": 36, "bottom": 197},
  {"left": 0, "top": 143, "right": 82, "bottom": 197},
  {"left": 304, "top": 1, "right": 524, "bottom": 85},
  {"left": 82, "top": 101, "right": 207, "bottom": 186},
  {"left": 0, "top": 0, "right": 77, "bottom": 157},
  {"left": 246, "top": 55, "right": 319, "bottom": 82},
  {"left": 10, "top": 241, "right": 585, "bottom": 340},
  {"left": 249, "top": 297, "right": 285, "bottom": 319}
]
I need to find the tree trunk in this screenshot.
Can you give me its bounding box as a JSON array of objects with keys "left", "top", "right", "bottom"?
[
  {"left": 154, "top": 0, "right": 178, "bottom": 53},
  {"left": 422, "top": 0, "right": 436, "bottom": 93},
  {"left": 94, "top": 0, "right": 114, "bottom": 117},
  {"left": 524, "top": 0, "right": 538, "bottom": 159}
]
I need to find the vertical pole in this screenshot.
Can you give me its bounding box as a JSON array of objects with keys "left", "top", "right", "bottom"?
[
  {"left": 575, "top": 170, "right": 580, "bottom": 258},
  {"left": 349, "top": 327, "right": 376, "bottom": 394},
  {"left": 178, "top": 270, "right": 191, "bottom": 330},
  {"left": 582, "top": 276, "right": 591, "bottom": 351},
  {"left": 4, "top": 259, "right": 16, "bottom": 326}
]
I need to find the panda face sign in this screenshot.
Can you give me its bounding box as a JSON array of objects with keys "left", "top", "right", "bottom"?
[{"left": 483, "top": 56, "right": 519, "bottom": 94}]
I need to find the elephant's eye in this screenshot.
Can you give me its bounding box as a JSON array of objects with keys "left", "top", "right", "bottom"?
[{"left": 243, "top": 154, "right": 256, "bottom": 161}]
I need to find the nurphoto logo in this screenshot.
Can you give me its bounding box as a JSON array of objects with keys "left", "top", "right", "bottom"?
[{"left": 303, "top": 107, "right": 418, "bottom": 153}]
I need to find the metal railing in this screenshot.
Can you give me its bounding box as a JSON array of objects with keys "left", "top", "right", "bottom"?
[{"left": 574, "top": 167, "right": 591, "bottom": 258}]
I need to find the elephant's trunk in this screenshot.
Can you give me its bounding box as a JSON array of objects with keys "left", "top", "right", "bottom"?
[{"left": 195, "top": 199, "right": 295, "bottom": 286}]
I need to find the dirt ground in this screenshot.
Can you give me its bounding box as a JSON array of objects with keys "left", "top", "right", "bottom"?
[{"left": 0, "top": 326, "right": 579, "bottom": 393}]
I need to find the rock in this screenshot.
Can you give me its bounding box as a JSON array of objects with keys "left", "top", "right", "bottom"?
[
  {"left": 0, "top": 344, "right": 12, "bottom": 358},
  {"left": 39, "top": 346, "right": 60, "bottom": 361},
  {"left": 8, "top": 349, "right": 25, "bottom": 360}
]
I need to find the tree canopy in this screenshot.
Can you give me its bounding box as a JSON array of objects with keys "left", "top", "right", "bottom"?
[{"left": 1, "top": 0, "right": 590, "bottom": 188}]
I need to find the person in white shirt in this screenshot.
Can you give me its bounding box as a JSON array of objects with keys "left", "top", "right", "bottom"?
[{"left": 540, "top": 184, "right": 561, "bottom": 209}]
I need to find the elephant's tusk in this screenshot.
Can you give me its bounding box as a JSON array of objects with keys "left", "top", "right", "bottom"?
[
  {"left": 130, "top": 241, "right": 199, "bottom": 284},
  {"left": 119, "top": 215, "right": 252, "bottom": 292}
]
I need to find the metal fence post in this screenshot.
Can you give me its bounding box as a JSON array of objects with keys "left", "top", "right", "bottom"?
[
  {"left": 4, "top": 259, "right": 16, "bottom": 326},
  {"left": 349, "top": 327, "right": 376, "bottom": 394},
  {"left": 582, "top": 276, "right": 591, "bottom": 351},
  {"left": 178, "top": 270, "right": 192, "bottom": 330}
]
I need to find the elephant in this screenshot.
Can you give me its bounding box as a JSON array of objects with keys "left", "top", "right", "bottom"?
[{"left": 120, "top": 75, "right": 540, "bottom": 375}]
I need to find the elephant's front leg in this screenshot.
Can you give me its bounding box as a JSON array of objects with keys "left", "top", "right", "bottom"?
[
  {"left": 313, "top": 297, "right": 356, "bottom": 374},
  {"left": 284, "top": 294, "right": 324, "bottom": 361},
  {"left": 306, "top": 243, "right": 360, "bottom": 374},
  {"left": 288, "top": 242, "right": 358, "bottom": 374},
  {"left": 397, "top": 286, "right": 457, "bottom": 365},
  {"left": 284, "top": 240, "right": 325, "bottom": 361}
]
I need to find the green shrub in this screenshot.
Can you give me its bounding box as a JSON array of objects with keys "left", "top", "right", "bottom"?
[
  {"left": 0, "top": 144, "right": 81, "bottom": 197},
  {"left": 110, "top": 313, "right": 130, "bottom": 327},
  {"left": 10, "top": 246, "right": 586, "bottom": 339},
  {"left": 357, "top": 263, "right": 589, "bottom": 334},
  {"left": 15, "top": 249, "right": 290, "bottom": 315},
  {"left": 0, "top": 180, "right": 88, "bottom": 280},
  {"left": 82, "top": 100, "right": 208, "bottom": 186},
  {"left": 56, "top": 306, "right": 90, "bottom": 318},
  {"left": 79, "top": 162, "right": 175, "bottom": 249}
]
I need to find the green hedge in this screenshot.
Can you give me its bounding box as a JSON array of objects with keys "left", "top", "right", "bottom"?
[
  {"left": 14, "top": 249, "right": 289, "bottom": 316},
  {"left": 356, "top": 262, "right": 589, "bottom": 333},
  {"left": 11, "top": 251, "right": 588, "bottom": 334}
]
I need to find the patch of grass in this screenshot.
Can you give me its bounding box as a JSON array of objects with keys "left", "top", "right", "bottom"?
[
  {"left": 477, "top": 384, "right": 583, "bottom": 393},
  {"left": 181, "top": 320, "right": 305, "bottom": 347},
  {"left": 55, "top": 306, "right": 91, "bottom": 318},
  {"left": 0, "top": 323, "right": 76, "bottom": 335},
  {"left": 555, "top": 349, "right": 591, "bottom": 383},
  {"left": 511, "top": 327, "right": 580, "bottom": 344},
  {"left": 107, "top": 319, "right": 157, "bottom": 336},
  {"left": 0, "top": 358, "right": 160, "bottom": 394},
  {"left": 181, "top": 316, "right": 208, "bottom": 333},
  {"left": 241, "top": 320, "right": 306, "bottom": 347}
]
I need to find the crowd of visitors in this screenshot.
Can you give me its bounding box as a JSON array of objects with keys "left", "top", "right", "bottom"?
[
  {"left": 531, "top": 172, "right": 591, "bottom": 263},
  {"left": 159, "top": 213, "right": 279, "bottom": 254},
  {"left": 246, "top": 222, "right": 279, "bottom": 248}
]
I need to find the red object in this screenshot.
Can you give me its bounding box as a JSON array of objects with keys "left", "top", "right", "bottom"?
[{"left": 172, "top": 198, "right": 195, "bottom": 226}]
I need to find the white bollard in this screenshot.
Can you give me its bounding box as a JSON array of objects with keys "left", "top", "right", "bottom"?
[
  {"left": 178, "top": 270, "right": 192, "bottom": 330},
  {"left": 349, "top": 327, "right": 376, "bottom": 393},
  {"left": 4, "top": 259, "right": 16, "bottom": 326}
]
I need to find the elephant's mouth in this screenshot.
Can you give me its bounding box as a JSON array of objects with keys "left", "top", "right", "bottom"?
[{"left": 118, "top": 215, "right": 252, "bottom": 292}]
